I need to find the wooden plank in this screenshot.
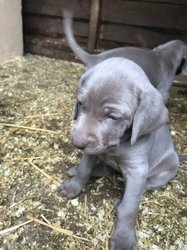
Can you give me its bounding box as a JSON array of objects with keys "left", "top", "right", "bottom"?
[
  {"left": 88, "top": 0, "right": 101, "bottom": 51},
  {"left": 99, "top": 23, "right": 187, "bottom": 48},
  {"left": 23, "top": 0, "right": 91, "bottom": 19},
  {"left": 24, "top": 34, "right": 88, "bottom": 62},
  {"left": 135, "top": 0, "right": 187, "bottom": 4},
  {"left": 23, "top": 15, "right": 89, "bottom": 38},
  {"left": 101, "top": 0, "right": 187, "bottom": 31},
  {"left": 22, "top": 0, "right": 187, "bottom": 57}
]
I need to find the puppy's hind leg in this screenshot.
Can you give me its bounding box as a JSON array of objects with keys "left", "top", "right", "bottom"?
[{"left": 146, "top": 153, "right": 179, "bottom": 190}]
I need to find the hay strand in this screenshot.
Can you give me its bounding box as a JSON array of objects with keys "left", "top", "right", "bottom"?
[
  {"left": 27, "top": 215, "right": 91, "bottom": 242},
  {"left": 27, "top": 215, "right": 73, "bottom": 236},
  {"left": 0, "top": 122, "right": 61, "bottom": 135},
  {"left": 0, "top": 220, "right": 32, "bottom": 236},
  {"left": 28, "top": 159, "right": 61, "bottom": 185}
]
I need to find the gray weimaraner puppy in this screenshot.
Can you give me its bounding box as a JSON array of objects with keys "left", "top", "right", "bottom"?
[
  {"left": 63, "top": 10, "right": 187, "bottom": 104},
  {"left": 60, "top": 57, "right": 179, "bottom": 250}
]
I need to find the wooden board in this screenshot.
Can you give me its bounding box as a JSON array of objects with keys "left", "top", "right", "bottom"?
[
  {"left": 135, "top": 0, "right": 187, "bottom": 4},
  {"left": 22, "top": 0, "right": 187, "bottom": 56},
  {"left": 23, "top": 16, "right": 89, "bottom": 38},
  {"left": 100, "top": 23, "right": 187, "bottom": 48},
  {"left": 24, "top": 34, "right": 87, "bottom": 62},
  {"left": 23, "top": 0, "right": 91, "bottom": 19},
  {"left": 101, "top": 0, "right": 187, "bottom": 31}
]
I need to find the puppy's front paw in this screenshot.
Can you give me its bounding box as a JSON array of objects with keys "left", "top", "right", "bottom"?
[
  {"left": 59, "top": 178, "right": 83, "bottom": 198},
  {"left": 110, "top": 230, "right": 138, "bottom": 250}
]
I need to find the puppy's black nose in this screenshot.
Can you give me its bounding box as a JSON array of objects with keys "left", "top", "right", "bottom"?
[{"left": 72, "top": 134, "right": 88, "bottom": 150}]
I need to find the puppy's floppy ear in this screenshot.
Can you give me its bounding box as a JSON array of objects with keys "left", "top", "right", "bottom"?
[
  {"left": 73, "top": 75, "right": 87, "bottom": 120},
  {"left": 131, "top": 88, "right": 169, "bottom": 145},
  {"left": 73, "top": 81, "right": 82, "bottom": 120}
]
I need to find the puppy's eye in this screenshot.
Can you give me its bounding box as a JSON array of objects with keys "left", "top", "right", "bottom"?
[{"left": 107, "top": 114, "right": 121, "bottom": 121}]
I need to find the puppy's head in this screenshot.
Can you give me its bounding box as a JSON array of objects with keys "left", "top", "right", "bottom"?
[{"left": 71, "top": 58, "right": 168, "bottom": 155}]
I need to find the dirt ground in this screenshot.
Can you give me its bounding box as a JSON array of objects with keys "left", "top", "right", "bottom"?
[{"left": 0, "top": 55, "right": 186, "bottom": 250}]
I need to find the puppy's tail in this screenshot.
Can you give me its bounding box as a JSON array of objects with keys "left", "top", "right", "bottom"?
[
  {"left": 63, "top": 9, "right": 96, "bottom": 67},
  {"left": 178, "top": 155, "right": 187, "bottom": 161}
]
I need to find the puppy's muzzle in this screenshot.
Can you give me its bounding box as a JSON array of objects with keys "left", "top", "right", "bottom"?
[{"left": 71, "top": 132, "right": 89, "bottom": 150}]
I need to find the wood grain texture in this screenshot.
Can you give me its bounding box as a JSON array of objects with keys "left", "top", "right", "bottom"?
[{"left": 22, "top": 0, "right": 187, "bottom": 57}]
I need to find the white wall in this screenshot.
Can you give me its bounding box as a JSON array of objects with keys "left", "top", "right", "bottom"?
[{"left": 0, "top": 0, "right": 23, "bottom": 60}]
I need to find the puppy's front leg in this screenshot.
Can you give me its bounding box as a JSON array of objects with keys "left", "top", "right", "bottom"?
[
  {"left": 110, "top": 162, "right": 148, "bottom": 250},
  {"left": 60, "top": 153, "right": 96, "bottom": 198}
]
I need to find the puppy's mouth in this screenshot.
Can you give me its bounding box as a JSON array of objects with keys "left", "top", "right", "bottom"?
[
  {"left": 83, "top": 139, "right": 120, "bottom": 155},
  {"left": 82, "top": 132, "right": 132, "bottom": 155}
]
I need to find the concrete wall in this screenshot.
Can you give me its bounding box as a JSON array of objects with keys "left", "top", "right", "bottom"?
[{"left": 0, "top": 0, "right": 23, "bottom": 60}]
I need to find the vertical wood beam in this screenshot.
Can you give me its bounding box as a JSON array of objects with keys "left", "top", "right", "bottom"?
[{"left": 88, "top": 0, "right": 101, "bottom": 52}]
